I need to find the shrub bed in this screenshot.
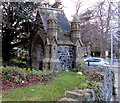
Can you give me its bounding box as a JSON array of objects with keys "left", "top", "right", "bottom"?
[{"left": 1, "top": 66, "right": 61, "bottom": 90}]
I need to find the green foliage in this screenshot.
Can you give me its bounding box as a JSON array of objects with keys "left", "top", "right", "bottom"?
[
  {"left": 89, "top": 81, "right": 102, "bottom": 88},
  {"left": 78, "top": 81, "right": 102, "bottom": 89},
  {"left": 0, "top": 58, "right": 2, "bottom": 62},
  {"left": 79, "top": 62, "right": 84, "bottom": 66},
  {"left": 11, "top": 58, "right": 26, "bottom": 64},
  {"left": 70, "top": 68, "right": 78, "bottom": 72},
  {"left": 89, "top": 69, "right": 96, "bottom": 73},
  {"left": 1, "top": 66, "right": 56, "bottom": 83},
  {"left": 78, "top": 83, "right": 89, "bottom": 89},
  {"left": 2, "top": 66, "right": 28, "bottom": 80},
  {"left": 2, "top": 2, "right": 40, "bottom": 61},
  {"left": 28, "top": 69, "right": 51, "bottom": 76},
  {"left": 58, "top": 27, "right": 63, "bottom": 33},
  {"left": 1, "top": 66, "right": 53, "bottom": 79},
  {"left": 29, "top": 69, "right": 41, "bottom": 75}
]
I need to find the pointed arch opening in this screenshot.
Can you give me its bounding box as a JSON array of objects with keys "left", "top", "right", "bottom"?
[{"left": 31, "top": 34, "right": 44, "bottom": 70}]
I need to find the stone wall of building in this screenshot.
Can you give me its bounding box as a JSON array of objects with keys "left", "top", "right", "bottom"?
[{"left": 58, "top": 46, "right": 74, "bottom": 70}]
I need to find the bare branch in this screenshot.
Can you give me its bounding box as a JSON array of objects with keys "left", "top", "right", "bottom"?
[{"left": 71, "top": 0, "right": 87, "bottom": 15}]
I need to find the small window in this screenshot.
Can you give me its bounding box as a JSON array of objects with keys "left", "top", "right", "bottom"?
[
  {"left": 90, "top": 58, "right": 101, "bottom": 62},
  {"left": 86, "top": 58, "right": 101, "bottom": 62},
  {"left": 93, "top": 59, "right": 101, "bottom": 62},
  {"left": 54, "top": 46, "right": 56, "bottom": 50},
  {"left": 78, "top": 47, "right": 80, "bottom": 51}
]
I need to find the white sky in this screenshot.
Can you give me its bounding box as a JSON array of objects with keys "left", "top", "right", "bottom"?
[
  {"left": 61, "top": 0, "right": 99, "bottom": 20},
  {"left": 49, "top": 0, "right": 99, "bottom": 20},
  {"left": 49, "top": 0, "right": 119, "bottom": 21}
]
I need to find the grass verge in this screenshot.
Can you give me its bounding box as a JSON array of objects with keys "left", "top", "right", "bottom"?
[{"left": 2, "top": 71, "right": 87, "bottom": 101}]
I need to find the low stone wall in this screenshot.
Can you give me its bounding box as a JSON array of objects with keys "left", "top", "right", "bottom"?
[
  {"left": 100, "top": 67, "right": 115, "bottom": 101},
  {"left": 59, "top": 66, "right": 116, "bottom": 102}
]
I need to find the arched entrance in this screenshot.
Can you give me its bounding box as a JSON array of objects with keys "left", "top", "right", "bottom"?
[{"left": 31, "top": 34, "right": 44, "bottom": 70}]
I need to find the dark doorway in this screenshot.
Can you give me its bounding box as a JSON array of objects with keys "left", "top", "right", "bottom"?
[
  {"left": 31, "top": 35, "right": 44, "bottom": 70},
  {"left": 39, "top": 61, "right": 43, "bottom": 70}
]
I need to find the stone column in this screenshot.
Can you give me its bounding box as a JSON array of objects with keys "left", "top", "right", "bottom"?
[
  {"left": 74, "top": 45, "right": 83, "bottom": 69},
  {"left": 71, "top": 15, "right": 81, "bottom": 41},
  {"left": 47, "top": 12, "right": 58, "bottom": 40},
  {"left": 49, "top": 44, "right": 60, "bottom": 72},
  {"left": 43, "top": 45, "right": 50, "bottom": 70}
]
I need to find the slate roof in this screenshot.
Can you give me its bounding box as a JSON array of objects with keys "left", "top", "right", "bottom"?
[
  {"left": 38, "top": 8, "right": 73, "bottom": 45},
  {"left": 57, "top": 39, "right": 73, "bottom": 45},
  {"left": 56, "top": 13, "right": 71, "bottom": 32},
  {"left": 57, "top": 32, "right": 73, "bottom": 45},
  {"left": 39, "top": 8, "right": 71, "bottom": 32}
]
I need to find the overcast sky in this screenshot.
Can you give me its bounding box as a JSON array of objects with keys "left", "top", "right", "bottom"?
[
  {"left": 49, "top": 0, "right": 119, "bottom": 21},
  {"left": 61, "top": 0, "right": 99, "bottom": 20},
  {"left": 49, "top": 0, "right": 99, "bottom": 20}
]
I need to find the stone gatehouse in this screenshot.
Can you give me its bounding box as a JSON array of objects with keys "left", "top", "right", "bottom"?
[{"left": 31, "top": 7, "right": 87, "bottom": 71}]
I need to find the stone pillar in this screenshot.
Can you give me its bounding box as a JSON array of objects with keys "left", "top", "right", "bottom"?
[
  {"left": 47, "top": 12, "right": 58, "bottom": 40},
  {"left": 47, "top": 12, "right": 60, "bottom": 72},
  {"left": 74, "top": 45, "right": 83, "bottom": 69},
  {"left": 49, "top": 43, "right": 60, "bottom": 72},
  {"left": 71, "top": 15, "right": 81, "bottom": 41},
  {"left": 43, "top": 45, "right": 50, "bottom": 70},
  {"left": 71, "top": 15, "right": 84, "bottom": 69}
]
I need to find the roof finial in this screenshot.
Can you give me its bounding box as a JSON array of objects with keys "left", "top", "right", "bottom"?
[
  {"left": 72, "top": 14, "right": 80, "bottom": 22},
  {"left": 48, "top": 12, "right": 57, "bottom": 20}
]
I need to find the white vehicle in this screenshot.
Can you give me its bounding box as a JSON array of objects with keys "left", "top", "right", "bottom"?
[{"left": 84, "top": 57, "right": 110, "bottom": 66}]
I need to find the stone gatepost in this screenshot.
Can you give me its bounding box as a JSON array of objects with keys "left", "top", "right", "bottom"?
[{"left": 74, "top": 40, "right": 83, "bottom": 69}]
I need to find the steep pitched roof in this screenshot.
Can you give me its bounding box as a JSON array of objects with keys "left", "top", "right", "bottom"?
[
  {"left": 39, "top": 8, "right": 71, "bottom": 32},
  {"left": 57, "top": 32, "right": 73, "bottom": 45},
  {"left": 57, "top": 38, "right": 73, "bottom": 45}
]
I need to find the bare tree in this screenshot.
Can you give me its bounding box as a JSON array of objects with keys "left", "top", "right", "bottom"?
[
  {"left": 71, "top": 0, "right": 88, "bottom": 15},
  {"left": 71, "top": 0, "right": 119, "bottom": 57},
  {"left": 95, "top": 0, "right": 119, "bottom": 57},
  {"left": 78, "top": 1, "right": 111, "bottom": 57}
]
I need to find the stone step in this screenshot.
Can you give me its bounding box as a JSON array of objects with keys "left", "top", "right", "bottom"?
[
  {"left": 75, "top": 89, "right": 95, "bottom": 101},
  {"left": 58, "top": 97, "right": 78, "bottom": 102},
  {"left": 65, "top": 91, "right": 85, "bottom": 101}
]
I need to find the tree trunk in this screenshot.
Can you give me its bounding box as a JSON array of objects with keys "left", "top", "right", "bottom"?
[
  {"left": 2, "top": 43, "right": 12, "bottom": 61},
  {"left": 2, "top": 29, "right": 13, "bottom": 62}
]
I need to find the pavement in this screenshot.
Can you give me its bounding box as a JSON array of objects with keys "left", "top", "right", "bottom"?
[{"left": 112, "top": 60, "right": 120, "bottom": 68}]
